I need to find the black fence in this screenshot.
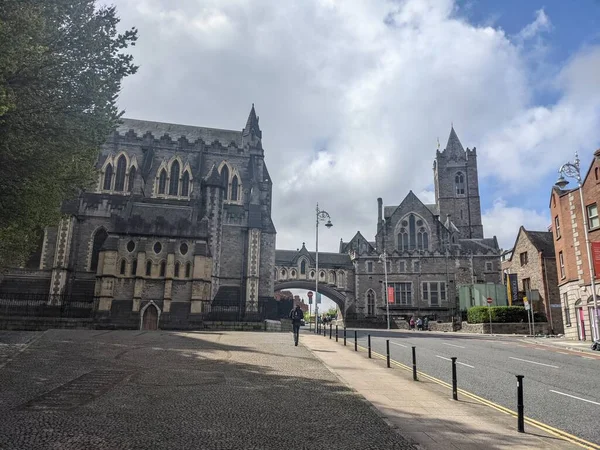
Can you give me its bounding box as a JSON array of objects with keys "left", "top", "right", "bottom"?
[
  {"left": 198, "top": 297, "right": 287, "bottom": 322},
  {"left": 0, "top": 293, "right": 96, "bottom": 318}
]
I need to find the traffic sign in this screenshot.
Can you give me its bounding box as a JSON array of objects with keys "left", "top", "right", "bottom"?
[
  {"left": 307, "top": 291, "right": 313, "bottom": 299},
  {"left": 487, "top": 297, "right": 493, "bottom": 305}
]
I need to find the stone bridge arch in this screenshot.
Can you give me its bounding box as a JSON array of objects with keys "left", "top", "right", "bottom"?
[{"left": 273, "top": 280, "right": 348, "bottom": 317}]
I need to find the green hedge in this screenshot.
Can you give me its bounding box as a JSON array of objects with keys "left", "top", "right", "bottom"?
[{"left": 467, "top": 306, "right": 547, "bottom": 324}]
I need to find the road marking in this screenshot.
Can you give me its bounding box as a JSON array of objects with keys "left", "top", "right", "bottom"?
[
  {"left": 457, "top": 361, "right": 475, "bottom": 368},
  {"left": 557, "top": 351, "right": 570, "bottom": 355},
  {"left": 442, "top": 342, "right": 465, "bottom": 349},
  {"left": 508, "top": 357, "right": 559, "bottom": 368},
  {"left": 550, "top": 390, "right": 600, "bottom": 406},
  {"left": 435, "top": 355, "right": 451, "bottom": 361},
  {"left": 390, "top": 341, "right": 408, "bottom": 348},
  {"left": 581, "top": 356, "right": 596, "bottom": 360}
]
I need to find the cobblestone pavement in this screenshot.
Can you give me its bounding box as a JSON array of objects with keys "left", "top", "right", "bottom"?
[
  {"left": 0, "top": 330, "right": 416, "bottom": 450},
  {"left": 0, "top": 331, "right": 42, "bottom": 367}
]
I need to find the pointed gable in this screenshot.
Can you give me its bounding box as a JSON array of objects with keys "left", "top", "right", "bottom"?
[
  {"left": 203, "top": 164, "right": 222, "bottom": 186},
  {"left": 243, "top": 103, "right": 262, "bottom": 139},
  {"left": 341, "top": 231, "right": 375, "bottom": 255},
  {"left": 442, "top": 126, "right": 466, "bottom": 160}
]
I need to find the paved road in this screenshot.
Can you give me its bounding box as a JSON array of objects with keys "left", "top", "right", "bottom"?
[
  {"left": 332, "top": 328, "right": 600, "bottom": 445},
  {"left": 0, "top": 330, "right": 415, "bottom": 450}
]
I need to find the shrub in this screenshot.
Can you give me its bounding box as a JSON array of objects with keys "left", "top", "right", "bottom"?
[{"left": 467, "top": 306, "right": 547, "bottom": 323}]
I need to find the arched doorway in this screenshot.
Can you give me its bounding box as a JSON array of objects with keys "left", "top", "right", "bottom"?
[{"left": 140, "top": 302, "right": 160, "bottom": 330}]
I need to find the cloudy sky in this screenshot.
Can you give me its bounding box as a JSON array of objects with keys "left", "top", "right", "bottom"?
[{"left": 106, "top": 0, "right": 600, "bottom": 253}]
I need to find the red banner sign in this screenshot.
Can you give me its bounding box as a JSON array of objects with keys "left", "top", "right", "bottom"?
[
  {"left": 387, "top": 286, "right": 395, "bottom": 304},
  {"left": 592, "top": 242, "right": 600, "bottom": 278}
]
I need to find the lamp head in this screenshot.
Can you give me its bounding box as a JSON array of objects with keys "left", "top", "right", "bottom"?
[
  {"left": 325, "top": 220, "right": 333, "bottom": 229},
  {"left": 555, "top": 175, "right": 569, "bottom": 189}
]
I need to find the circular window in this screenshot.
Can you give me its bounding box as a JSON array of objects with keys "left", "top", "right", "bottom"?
[
  {"left": 417, "top": 219, "right": 423, "bottom": 226},
  {"left": 402, "top": 220, "right": 408, "bottom": 226},
  {"left": 180, "top": 242, "right": 188, "bottom": 255},
  {"left": 127, "top": 240, "right": 135, "bottom": 252},
  {"left": 400, "top": 228, "right": 406, "bottom": 233},
  {"left": 154, "top": 242, "right": 162, "bottom": 254}
]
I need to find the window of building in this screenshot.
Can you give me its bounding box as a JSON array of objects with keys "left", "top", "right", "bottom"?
[
  {"left": 181, "top": 171, "right": 190, "bottom": 197},
  {"left": 559, "top": 251, "right": 565, "bottom": 279},
  {"left": 169, "top": 160, "right": 180, "bottom": 195},
  {"left": 331, "top": 272, "right": 337, "bottom": 284},
  {"left": 394, "top": 282, "right": 412, "bottom": 305},
  {"left": 180, "top": 243, "right": 188, "bottom": 255},
  {"left": 300, "top": 260, "right": 306, "bottom": 274},
  {"left": 127, "top": 240, "right": 135, "bottom": 252},
  {"left": 154, "top": 242, "right": 162, "bottom": 254},
  {"left": 103, "top": 164, "right": 113, "bottom": 191},
  {"left": 596, "top": 167, "right": 599, "bottom": 181},
  {"left": 522, "top": 278, "right": 531, "bottom": 292},
  {"left": 422, "top": 282, "right": 446, "bottom": 306},
  {"left": 128, "top": 166, "right": 136, "bottom": 192},
  {"left": 397, "top": 214, "right": 428, "bottom": 251},
  {"left": 220, "top": 165, "right": 229, "bottom": 199},
  {"left": 90, "top": 228, "right": 108, "bottom": 272},
  {"left": 485, "top": 261, "right": 493, "bottom": 272},
  {"left": 145, "top": 261, "right": 152, "bottom": 276},
  {"left": 174, "top": 262, "right": 180, "bottom": 278},
  {"left": 413, "top": 260, "right": 420, "bottom": 272},
  {"left": 119, "top": 259, "right": 126, "bottom": 275},
  {"left": 310, "top": 270, "right": 315, "bottom": 278},
  {"left": 386, "top": 261, "right": 391, "bottom": 273},
  {"left": 231, "top": 176, "right": 239, "bottom": 201},
  {"left": 131, "top": 259, "right": 137, "bottom": 276},
  {"left": 291, "top": 270, "right": 296, "bottom": 277},
  {"left": 114, "top": 155, "right": 127, "bottom": 192},
  {"left": 519, "top": 252, "right": 528, "bottom": 266},
  {"left": 398, "top": 261, "right": 406, "bottom": 272},
  {"left": 185, "top": 262, "right": 191, "bottom": 278},
  {"left": 158, "top": 169, "right": 167, "bottom": 194},
  {"left": 563, "top": 293, "right": 571, "bottom": 326},
  {"left": 159, "top": 261, "right": 166, "bottom": 277},
  {"left": 455, "top": 172, "right": 465, "bottom": 195},
  {"left": 554, "top": 216, "right": 561, "bottom": 239},
  {"left": 367, "top": 290, "right": 375, "bottom": 316},
  {"left": 280, "top": 269, "right": 286, "bottom": 278},
  {"left": 367, "top": 261, "right": 373, "bottom": 273},
  {"left": 320, "top": 271, "right": 325, "bottom": 279},
  {"left": 587, "top": 204, "right": 599, "bottom": 229}
]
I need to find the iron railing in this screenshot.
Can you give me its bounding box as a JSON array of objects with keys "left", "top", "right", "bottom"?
[{"left": 0, "top": 293, "right": 97, "bottom": 318}]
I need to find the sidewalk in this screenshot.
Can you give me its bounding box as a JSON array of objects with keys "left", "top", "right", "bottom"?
[
  {"left": 301, "top": 333, "right": 581, "bottom": 450},
  {"left": 519, "top": 336, "right": 599, "bottom": 355}
]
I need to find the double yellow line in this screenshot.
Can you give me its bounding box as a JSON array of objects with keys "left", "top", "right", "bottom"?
[{"left": 355, "top": 343, "right": 599, "bottom": 450}]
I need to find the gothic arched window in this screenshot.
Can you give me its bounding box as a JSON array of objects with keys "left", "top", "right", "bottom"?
[
  {"left": 158, "top": 169, "right": 167, "bottom": 194},
  {"left": 103, "top": 164, "right": 113, "bottom": 191},
  {"left": 128, "top": 166, "right": 136, "bottom": 192},
  {"left": 455, "top": 172, "right": 465, "bottom": 195},
  {"left": 331, "top": 271, "right": 337, "bottom": 284},
  {"left": 114, "top": 155, "right": 127, "bottom": 191},
  {"left": 131, "top": 259, "right": 137, "bottom": 276},
  {"left": 146, "top": 260, "right": 152, "bottom": 276},
  {"left": 181, "top": 171, "right": 190, "bottom": 197},
  {"left": 119, "top": 259, "right": 126, "bottom": 275},
  {"left": 90, "top": 228, "right": 108, "bottom": 272},
  {"left": 367, "top": 290, "right": 375, "bottom": 316},
  {"left": 159, "top": 261, "right": 166, "bottom": 277},
  {"left": 169, "top": 160, "right": 180, "bottom": 195},
  {"left": 220, "top": 165, "right": 230, "bottom": 199},
  {"left": 231, "top": 175, "right": 239, "bottom": 201},
  {"left": 300, "top": 260, "right": 306, "bottom": 274},
  {"left": 185, "top": 262, "right": 192, "bottom": 278},
  {"left": 397, "top": 214, "right": 429, "bottom": 251},
  {"left": 174, "top": 262, "right": 180, "bottom": 278}
]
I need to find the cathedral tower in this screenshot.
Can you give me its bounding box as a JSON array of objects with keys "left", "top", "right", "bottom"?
[{"left": 433, "top": 127, "right": 483, "bottom": 239}]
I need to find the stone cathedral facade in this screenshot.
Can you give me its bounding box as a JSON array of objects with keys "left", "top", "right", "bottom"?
[
  {"left": 1, "top": 106, "right": 276, "bottom": 328},
  {"left": 341, "top": 127, "right": 501, "bottom": 321}
]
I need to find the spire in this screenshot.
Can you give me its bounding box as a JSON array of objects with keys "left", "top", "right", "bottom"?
[
  {"left": 443, "top": 126, "right": 465, "bottom": 159},
  {"left": 243, "top": 103, "right": 262, "bottom": 139}
]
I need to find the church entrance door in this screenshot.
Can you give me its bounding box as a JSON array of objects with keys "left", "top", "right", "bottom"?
[{"left": 142, "top": 304, "right": 158, "bottom": 330}]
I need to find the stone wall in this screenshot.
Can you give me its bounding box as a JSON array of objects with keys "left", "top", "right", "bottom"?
[{"left": 460, "top": 322, "right": 551, "bottom": 335}]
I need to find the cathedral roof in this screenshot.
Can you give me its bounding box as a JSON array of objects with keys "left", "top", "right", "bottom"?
[
  {"left": 117, "top": 118, "right": 242, "bottom": 147},
  {"left": 459, "top": 238, "right": 499, "bottom": 253},
  {"left": 442, "top": 126, "right": 466, "bottom": 159}
]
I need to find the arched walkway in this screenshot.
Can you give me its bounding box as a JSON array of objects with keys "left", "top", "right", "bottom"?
[{"left": 274, "top": 280, "right": 347, "bottom": 318}]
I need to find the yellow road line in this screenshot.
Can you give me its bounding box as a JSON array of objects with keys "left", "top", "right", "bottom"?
[{"left": 354, "top": 343, "right": 599, "bottom": 449}]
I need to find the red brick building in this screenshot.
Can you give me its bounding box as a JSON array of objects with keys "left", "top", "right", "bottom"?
[{"left": 550, "top": 150, "right": 600, "bottom": 340}]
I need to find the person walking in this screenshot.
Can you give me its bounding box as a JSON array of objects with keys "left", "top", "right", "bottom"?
[
  {"left": 416, "top": 317, "right": 423, "bottom": 331},
  {"left": 289, "top": 304, "right": 304, "bottom": 346},
  {"left": 409, "top": 317, "right": 415, "bottom": 330}
]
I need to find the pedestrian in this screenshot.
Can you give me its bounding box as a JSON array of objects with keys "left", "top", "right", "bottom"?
[
  {"left": 289, "top": 304, "right": 304, "bottom": 346},
  {"left": 424, "top": 317, "right": 429, "bottom": 331},
  {"left": 409, "top": 317, "right": 415, "bottom": 330},
  {"left": 416, "top": 317, "right": 423, "bottom": 331}
]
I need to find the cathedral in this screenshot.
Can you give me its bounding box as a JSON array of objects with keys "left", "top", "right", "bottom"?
[
  {"left": 1, "top": 106, "right": 276, "bottom": 328},
  {"left": 340, "top": 127, "right": 501, "bottom": 321}
]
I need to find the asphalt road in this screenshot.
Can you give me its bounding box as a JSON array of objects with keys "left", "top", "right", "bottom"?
[{"left": 309, "top": 327, "right": 600, "bottom": 445}]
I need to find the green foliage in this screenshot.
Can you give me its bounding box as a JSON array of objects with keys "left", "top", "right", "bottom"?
[
  {"left": 0, "top": 0, "right": 137, "bottom": 268},
  {"left": 326, "top": 307, "right": 337, "bottom": 316},
  {"left": 467, "top": 306, "right": 548, "bottom": 323}
]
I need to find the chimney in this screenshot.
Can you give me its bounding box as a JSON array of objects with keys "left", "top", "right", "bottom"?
[{"left": 377, "top": 198, "right": 383, "bottom": 224}]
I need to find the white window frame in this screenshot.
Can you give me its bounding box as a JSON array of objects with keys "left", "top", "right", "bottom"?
[
  {"left": 559, "top": 251, "right": 565, "bottom": 279},
  {"left": 587, "top": 204, "right": 599, "bottom": 230},
  {"left": 554, "top": 216, "right": 561, "bottom": 239}
]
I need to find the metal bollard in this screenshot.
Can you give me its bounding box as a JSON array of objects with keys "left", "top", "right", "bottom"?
[
  {"left": 336, "top": 325, "right": 338, "bottom": 342},
  {"left": 451, "top": 357, "right": 458, "bottom": 400},
  {"left": 324, "top": 323, "right": 327, "bottom": 337},
  {"left": 354, "top": 330, "right": 358, "bottom": 351},
  {"left": 368, "top": 334, "right": 371, "bottom": 358},
  {"left": 386, "top": 340, "right": 391, "bottom": 368},
  {"left": 412, "top": 346, "right": 417, "bottom": 381},
  {"left": 517, "top": 375, "right": 525, "bottom": 433},
  {"left": 329, "top": 323, "right": 332, "bottom": 339},
  {"left": 344, "top": 327, "right": 347, "bottom": 346}
]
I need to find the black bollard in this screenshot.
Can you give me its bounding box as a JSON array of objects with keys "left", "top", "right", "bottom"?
[
  {"left": 451, "top": 357, "right": 458, "bottom": 401},
  {"left": 336, "top": 325, "right": 338, "bottom": 342},
  {"left": 386, "top": 340, "right": 391, "bottom": 368},
  {"left": 354, "top": 330, "right": 358, "bottom": 351},
  {"left": 324, "top": 322, "right": 327, "bottom": 337},
  {"left": 330, "top": 323, "right": 332, "bottom": 339},
  {"left": 412, "top": 346, "right": 417, "bottom": 381},
  {"left": 517, "top": 375, "right": 525, "bottom": 433},
  {"left": 368, "top": 334, "right": 371, "bottom": 358},
  {"left": 344, "top": 327, "right": 347, "bottom": 346}
]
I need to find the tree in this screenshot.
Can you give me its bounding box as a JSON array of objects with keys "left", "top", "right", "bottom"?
[{"left": 0, "top": 0, "right": 137, "bottom": 269}]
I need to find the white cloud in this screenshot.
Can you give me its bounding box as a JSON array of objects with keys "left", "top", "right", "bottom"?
[
  {"left": 482, "top": 199, "right": 550, "bottom": 250},
  {"left": 517, "top": 9, "right": 551, "bottom": 41},
  {"left": 107, "top": 0, "right": 600, "bottom": 253}
]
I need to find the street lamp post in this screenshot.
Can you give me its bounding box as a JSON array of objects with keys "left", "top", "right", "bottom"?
[
  {"left": 556, "top": 153, "right": 599, "bottom": 341},
  {"left": 315, "top": 203, "right": 333, "bottom": 334},
  {"left": 379, "top": 252, "right": 391, "bottom": 329}
]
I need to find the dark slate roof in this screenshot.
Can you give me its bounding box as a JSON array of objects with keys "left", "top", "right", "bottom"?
[
  {"left": 118, "top": 118, "right": 242, "bottom": 147},
  {"left": 275, "top": 250, "right": 352, "bottom": 268},
  {"left": 525, "top": 230, "right": 555, "bottom": 256},
  {"left": 425, "top": 204, "right": 439, "bottom": 215},
  {"left": 443, "top": 126, "right": 465, "bottom": 158},
  {"left": 459, "top": 238, "right": 499, "bottom": 254}
]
